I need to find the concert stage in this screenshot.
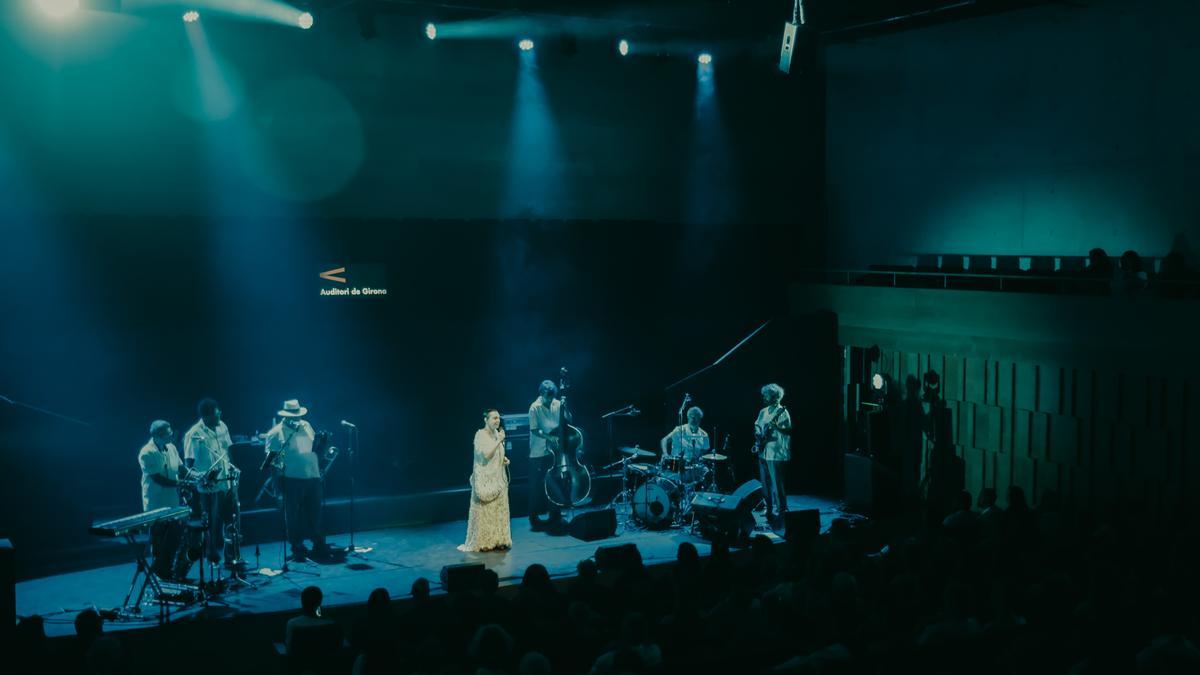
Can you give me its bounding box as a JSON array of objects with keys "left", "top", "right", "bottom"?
[{"left": 17, "top": 495, "right": 842, "bottom": 639}]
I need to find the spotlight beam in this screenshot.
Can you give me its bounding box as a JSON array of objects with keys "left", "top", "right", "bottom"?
[{"left": 121, "top": 0, "right": 314, "bottom": 28}]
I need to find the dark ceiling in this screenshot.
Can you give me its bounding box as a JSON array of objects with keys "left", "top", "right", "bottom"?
[{"left": 303, "top": 0, "right": 1067, "bottom": 41}]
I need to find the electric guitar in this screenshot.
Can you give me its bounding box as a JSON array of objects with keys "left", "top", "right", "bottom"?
[{"left": 751, "top": 405, "right": 788, "bottom": 455}]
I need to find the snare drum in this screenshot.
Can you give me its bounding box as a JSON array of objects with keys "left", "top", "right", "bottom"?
[
  {"left": 632, "top": 476, "right": 680, "bottom": 528},
  {"left": 660, "top": 456, "right": 687, "bottom": 475}
]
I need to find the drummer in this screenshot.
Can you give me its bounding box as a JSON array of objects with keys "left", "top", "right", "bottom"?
[{"left": 660, "top": 406, "right": 710, "bottom": 466}]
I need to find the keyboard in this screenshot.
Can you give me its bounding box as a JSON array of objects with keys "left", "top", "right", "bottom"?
[{"left": 88, "top": 506, "right": 192, "bottom": 538}]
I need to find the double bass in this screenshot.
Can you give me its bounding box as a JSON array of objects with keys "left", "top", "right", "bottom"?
[{"left": 544, "top": 368, "right": 591, "bottom": 507}]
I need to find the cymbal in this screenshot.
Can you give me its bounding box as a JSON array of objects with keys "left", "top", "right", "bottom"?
[
  {"left": 699, "top": 453, "right": 728, "bottom": 462},
  {"left": 619, "top": 446, "right": 655, "bottom": 458}
]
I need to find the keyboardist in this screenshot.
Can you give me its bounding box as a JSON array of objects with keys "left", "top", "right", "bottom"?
[{"left": 138, "top": 420, "right": 183, "bottom": 579}]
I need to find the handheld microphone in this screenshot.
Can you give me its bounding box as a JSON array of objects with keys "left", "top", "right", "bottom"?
[{"left": 340, "top": 420, "right": 357, "bottom": 428}]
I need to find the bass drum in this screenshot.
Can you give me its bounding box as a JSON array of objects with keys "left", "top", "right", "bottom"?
[{"left": 632, "top": 476, "right": 679, "bottom": 529}]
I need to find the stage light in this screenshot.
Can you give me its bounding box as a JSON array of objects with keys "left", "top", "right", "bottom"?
[
  {"left": 183, "top": 10, "right": 200, "bottom": 23},
  {"left": 297, "top": 11, "right": 313, "bottom": 30},
  {"left": 871, "top": 373, "right": 884, "bottom": 391},
  {"left": 425, "top": 23, "right": 437, "bottom": 40},
  {"left": 36, "top": 0, "right": 79, "bottom": 18},
  {"left": 518, "top": 38, "right": 534, "bottom": 51},
  {"left": 697, "top": 52, "right": 713, "bottom": 65},
  {"left": 618, "top": 39, "right": 629, "bottom": 56}
]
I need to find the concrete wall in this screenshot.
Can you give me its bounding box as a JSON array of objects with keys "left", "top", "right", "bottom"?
[{"left": 824, "top": 0, "right": 1200, "bottom": 267}]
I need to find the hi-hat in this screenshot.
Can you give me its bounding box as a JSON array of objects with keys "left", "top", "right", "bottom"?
[{"left": 699, "top": 453, "right": 728, "bottom": 462}]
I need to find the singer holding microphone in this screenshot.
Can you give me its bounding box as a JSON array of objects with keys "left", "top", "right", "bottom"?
[
  {"left": 458, "top": 409, "right": 512, "bottom": 552},
  {"left": 263, "top": 399, "right": 333, "bottom": 563}
]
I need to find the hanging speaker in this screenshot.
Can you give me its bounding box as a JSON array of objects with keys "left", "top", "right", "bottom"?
[{"left": 780, "top": 21, "right": 800, "bottom": 73}]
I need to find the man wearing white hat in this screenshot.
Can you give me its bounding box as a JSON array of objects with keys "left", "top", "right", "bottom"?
[{"left": 264, "top": 399, "right": 331, "bottom": 562}]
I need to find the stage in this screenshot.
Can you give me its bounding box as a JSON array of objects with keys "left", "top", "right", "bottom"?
[{"left": 17, "top": 495, "right": 843, "bottom": 638}]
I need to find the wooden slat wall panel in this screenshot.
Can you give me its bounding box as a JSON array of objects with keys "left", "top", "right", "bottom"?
[
  {"left": 863, "top": 346, "right": 1190, "bottom": 513},
  {"left": 1015, "top": 410, "right": 1032, "bottom": 459},
  {"left": 944, "top": 356, "right": 964, "bottom": 402},
  {"left": 998, "top": 362, "right": 1015, "bottom": 410},
  {"left": 1032, "top": 413, "right": 1049, "bottom": 461},
  {"left": 1016, "top": 363, "right": 1038, "bottom": 412},
  {"left": 965, "top": 358, "right": 986, "bottom": 405},
  {"left": 976, "top": 406, "right": 1001, "bottom": 453},
  {"left": 1049, "top": 415, "right": 1080, "bottom": 467},
  {"left": 1038, "top": 364, "right": 1062, "bottom": 415}
]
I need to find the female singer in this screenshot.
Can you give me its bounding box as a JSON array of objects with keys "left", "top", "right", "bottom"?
[{"left": 458, "top": 409, "right": 512, "bottom": 552}]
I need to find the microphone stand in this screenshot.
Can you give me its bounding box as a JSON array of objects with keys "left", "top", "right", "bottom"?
[
  {"left": 600, "top": 404, "right": 639, "bottom": 468},
  {"left": 345, "top": 424, "right": 371, "bottom": 557}
]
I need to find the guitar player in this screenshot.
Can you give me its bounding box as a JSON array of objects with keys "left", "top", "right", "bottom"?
[{"left": 754, "top": 383, "right": 792, "bottom": 524}]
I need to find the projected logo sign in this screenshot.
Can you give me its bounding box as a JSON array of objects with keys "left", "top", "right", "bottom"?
[{"left": 317, "top": 264, "right": 388, "bottom": 298}]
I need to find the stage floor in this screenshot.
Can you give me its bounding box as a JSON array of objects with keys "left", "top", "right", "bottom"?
[{"left": 18, "top": 495, "right": 842, "bottom": 638}]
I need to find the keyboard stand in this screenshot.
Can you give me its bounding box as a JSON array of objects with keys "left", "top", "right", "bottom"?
[{"left": 120, "top": 532, "right": 169, "bottom": 623}]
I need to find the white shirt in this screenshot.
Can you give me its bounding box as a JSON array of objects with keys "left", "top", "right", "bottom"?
[
  {"left": 264, "top": 420, "right": 320, "bottom": 479},
  {"left": 527, "top": 398, "right": 561, "bottom": 458},
  {"left": 755, "top": 405, "right": 792, "bottom": 461},
  {"left": 663, "top": 425, "right": 710, "bottom": 462},
  {"left": 184, "top": 419, "right": 235, "bottom": 491},
  {"left": 138, "top": 440, "right": 182, "bottom": 512}
]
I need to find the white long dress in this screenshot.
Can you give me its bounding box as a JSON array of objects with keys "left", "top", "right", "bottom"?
[{"left": 458, "top": 427, "right": 512, "bottom": 552}]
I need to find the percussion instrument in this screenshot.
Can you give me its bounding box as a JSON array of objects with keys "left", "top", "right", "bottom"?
[
  {"left": 660, "top": 455, "right": 687, "bottom": 474},
  {"left": 632, "top": 476, "right": 680, "bottom": 528},
  {"left": 626, "top": 462, "right": 659, "bottom": 489},
  {"left": 679, "top": 462, "right": 709, "bottom": 486}
]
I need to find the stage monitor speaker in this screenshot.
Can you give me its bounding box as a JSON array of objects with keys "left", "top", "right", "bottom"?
[
  {"left": 439, "top": 562, "right": 485, "bottom": 593},
  {"left": 690, "top": 480, "right": 763, "bottom": 546},
  {"left": 569, "top": 508, "right": 616, "bottom": 541},
  {"left": 0, "top": 540, "right": 12, "bottom": 646},
  {"left": 594, "top": 543, "right": 641, "bottom": 573},
  {"left": 784, "top": 509, "right": 821, "bottom": 542}
]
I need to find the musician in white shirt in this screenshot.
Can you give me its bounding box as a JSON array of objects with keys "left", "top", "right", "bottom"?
[
  {"left": 139, "top": 420, "right": 183, "bottom": 579},
  {"left": 754, "top": 383, "right": 793, "bottom": 523},
  {"left": 183, "top": 398, "right": 238, "bottom": 565},
  {"left": 263, "top": 399, "right": 331, "bottom": 562},
  {"left": 660, "top": 406, "right": 710, "bottom": 463},
  {"left": 527, "top": 380, "right": 564, "bottom": 530}
]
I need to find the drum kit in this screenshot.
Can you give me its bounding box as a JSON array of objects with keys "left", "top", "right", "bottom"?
[{"left": 609, "top": 443, "right": 733, "bottom": 530}]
